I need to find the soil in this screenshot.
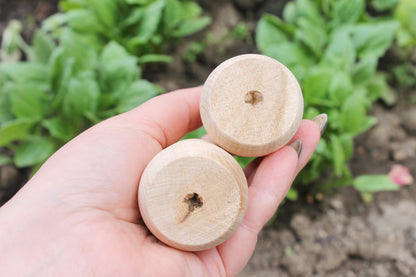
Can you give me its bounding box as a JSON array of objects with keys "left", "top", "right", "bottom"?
[{"left": 1, "top": 1, "right": 416, "bottom": 276}]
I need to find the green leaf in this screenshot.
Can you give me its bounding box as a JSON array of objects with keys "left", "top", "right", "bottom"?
[
  {"left": 14, "top": 136, "right": 56, "bottom": 168},
  {"left": 137, "top": 54, "right": 172, "bottom": 64},
  {"left": 286, "top": 188, "right": 298, "bottom": 201},
  {"left": 85, "top": 0, "right": 119, "bottom": 28},
  {"left": 125, "top": 0, "right": 155, "bottom": 4},
  {"left": 133, "top": 0, "right": 165, "bottom": 43},
  {"left": 304, "top": 106, "right": 320, "bottom": 120},
  {"left": 59, "top": 0, "right": 85, "bottom": 11},
  {"left": 99, "top": 42, "right": 140, "bottom": 95},
  {"left": 177, "top": 1, "right": 203, "bottom": 19},
  {"left": 60, "top": 29, "right": 98, "bottom": 73},
  {"left": 330, "top": 0, "right": 365, "bottom": 26},
  {"left": 49, "top": 49, "right": 75, "bottom": 105},
  {"left": 42, "top": 117, "right": 76, "bottom": 142},
  {"left": 263, "top": 41, "right": 314, "bottom": 77},
  {"left": 302, "top": 67, "right": 333, "bottom": 103},
  {"left": 32, "top": 30, "right": 55, "bottom": 64},
  {"left": 256, "top": 14, "right": 291, "bottom": 54},
  {"left": 353, "top": 175, "right": 399, "bottom": 193},
  {"left": 66, "top": 9, "right": 102, "bottom": 33},
  {"left": 63, "top": 72, "right": 100, "bottom": 121},
  {"left": 328, "top": 72, "right": 354, "bottom": 106},
  {"left": 0, "top": 62, "right": 49, "bottom": 89},
  {"left": 9, "top": 84, "right": 49, "bottom": 120},
  {"left": 365, "top": 73, "right": 390, "bottom": 101},
  {"left": 120, "top": 7, "right": 144, "bottom": 29},
  {"left": 0, "top": 85, "right": 14, "bottom": 123},
  {"left": 339, "top": 93, "right": 366, "bottom": 135},
  {"left": 0, "top": 120, "right": 34, "bottom": 147},
  {"left": 395, "top": 0, "right": 416, "bottom": 36},
  {"left": 361, "top": 192, "right": 373, "bottom": 202},
  {"left": 295, "top": 17, "right": 327, "bottom": 57},
  {"left": 327, "top": 109, "right": 341, "bottom": 130},
  {"left": 235, "top": 156, "right": 255, "bottom": 169},
  {"left": 101, "top": 41, "right": 132, "bottom": 64},
  {"left": 116, "top": 80, "right": 162, "bottom": 113},
  {"left": 372, "top": 0, "right": 399, "bottom": 11},
  {"left": 352, "top": 57, "right": 377, "bottom": 85},
  {"left": 282, "top": 1, "right": 296, "bottom": 24},
  {"left": 171, "top": 17, "right": 211, "bottom": 37},
  {"left": 379, "top": 86, "right": 397, "bottom": 106},
  {"left": 339, "top": 93, "right": 376, "bottom": 135},
  {"left": 163, "top": 0, "right": 185, "bottom": 30},
  {"left": 338, "top": 134, "right": 354, "bottom": 161},
  {"left": 291, "top": 0, "right": 323, "bottom": 27},
  {"left": 322, "top": 28, "right": 356, "bottom": 71},
  {"left": 330, "top": 135, "right": 345, "bottom": 176},
  {"left": 395, "top": 29, "right": 416, "bottom": 48},
  {"left": 182, "top": 126, "right": 207, "bottom": 140},
  {"left": 349, "top": 21, "right": 399, "bottom": 59},
  {"left": 163, "top": 0, "right": 205, "bottom": 31},
  {"left": 41, "top": 13, "right": 68, "bottom": 32},
  {"left": 0, "top": 155, "right": 12, "bottom": 166}
]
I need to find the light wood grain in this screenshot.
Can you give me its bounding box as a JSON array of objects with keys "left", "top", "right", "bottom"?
[
  {"left": 200, "top": 54, "right": 304, "bottom": 157},
  {"left": 138, "top": 139, "right": 248, "bottom": 251}
]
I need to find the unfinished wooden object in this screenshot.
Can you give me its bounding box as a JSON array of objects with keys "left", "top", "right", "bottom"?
[
  {"left": 138, "top": 139, "right": 248, "bottom": 251},
  {"left": 200, "top": 54, "right": 304, "bottom": 157}
]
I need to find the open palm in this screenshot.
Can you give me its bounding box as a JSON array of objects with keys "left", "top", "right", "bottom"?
[{"left": 0, "top": 87, "right": 320, "bottom": 276}]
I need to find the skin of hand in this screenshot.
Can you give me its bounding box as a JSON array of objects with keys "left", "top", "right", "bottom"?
[{"left": 0, "top": 87, "right": 320, "bottom": 276}]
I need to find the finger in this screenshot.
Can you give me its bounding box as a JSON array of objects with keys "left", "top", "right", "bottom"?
[
  {"left": 243, "top": 157, "right": 262, "bottom": 181},
  {"left": 116, "top": 87, "right": 202, "bottom": 148},
  {"left": 217, "top": 121, "right": 321, "bottom": 276},
  {"left": 243, "top": 119, "right": 321, "bottom": 181},
  {"left": 288, "top": 119, "right": 321, "bottom": 174},
  {"left": 217, "top": 146, "right": 298, "bottom": 276}
]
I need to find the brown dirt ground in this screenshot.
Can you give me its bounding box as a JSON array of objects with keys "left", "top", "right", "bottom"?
[{"left": 1, "top": 1, "right": 415, "bottom": 276}]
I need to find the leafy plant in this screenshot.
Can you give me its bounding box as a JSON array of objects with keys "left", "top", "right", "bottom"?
[
  {"left": 391, "top": 0, "right": 416, "bottom": 88},
  {"left": 256, "top": 0, "right": 399, "bottom": 194},
  {"left": 353, "top": 174, "right": 399, "bottom": 202},
  {"left": 395, "top": 0, "right": 416, "bottom": 48},
  {"left": 183, "top": 22, "right": 253, "bottom": 63},
  {"left": 43, "top": 0, "right": 211, "bottom": 62},
  {"left": 0, "top": 0, "right": 210, "bottom": 171}
]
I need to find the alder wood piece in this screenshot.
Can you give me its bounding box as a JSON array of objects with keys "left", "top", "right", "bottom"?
[
  {"left": 200, "top": 54, "right": 304, "bottom": 157},
  {"left": 138, "top": 139, "right": 248, "bottom": 251}
]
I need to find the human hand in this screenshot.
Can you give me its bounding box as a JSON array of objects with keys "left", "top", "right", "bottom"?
[{"left": 0, "top": 87, "right": 321, "bottom": 276}]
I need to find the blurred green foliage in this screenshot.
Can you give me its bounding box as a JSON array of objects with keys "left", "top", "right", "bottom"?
[
  {"left": 0, "top": 0, "right": 210, "bottom": 171},
  {"left": 256, "top": 0, "right": 401, "bottom": 196},
  {"left": 0, "top": 0, "right": 414, "bottom": 199}
]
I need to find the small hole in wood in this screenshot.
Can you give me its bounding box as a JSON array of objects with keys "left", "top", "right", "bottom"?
[
  {"left": 244, "top": 90, "right": 263, "bottom": 106},
  {"left": 184, "top": 193, "right": 203, "bottom": 212},
  {"left": 180, "top": 193, "right": 203, "bottom": 223}
]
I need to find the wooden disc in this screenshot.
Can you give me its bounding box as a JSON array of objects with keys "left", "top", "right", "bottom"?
[
  {"left": 138, "top": 139, "right": 248, "bottom": 251},
  {"left": 200, "top": 54, "right": 304, "bottom": 157}
]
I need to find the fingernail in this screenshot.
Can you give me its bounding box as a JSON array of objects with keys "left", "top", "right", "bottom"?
[
  {"left": 290, "top": 139, "right": 303, "bottom": 158},
  {"left": 312, "top": 113, "right": 328, "bottom": 136}
]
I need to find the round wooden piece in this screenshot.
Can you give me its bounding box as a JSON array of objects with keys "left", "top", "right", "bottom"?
[
  {"left": 200, "top": 54, "right": 304, "bottom": 157},
  {"left": 138, "top": 139, "right": 248, "bottom": 251}
]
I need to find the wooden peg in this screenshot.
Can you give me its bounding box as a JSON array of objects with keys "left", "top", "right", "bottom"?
[
  {"left": 200, "top": 54, "right": 304, "bottom": 157},
  {"left": 138, "top": 139, "right": 248, "bottom": 251}
]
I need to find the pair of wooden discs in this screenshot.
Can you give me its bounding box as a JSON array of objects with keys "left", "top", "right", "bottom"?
[{"left": 138, "top": 54, "right": 304, "bottom": 251}]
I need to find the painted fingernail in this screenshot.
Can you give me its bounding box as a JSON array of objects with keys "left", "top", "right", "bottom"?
[
  {"left": 290, "top": 139, "right": 303, "bottom": 158},
  {"left": 312, "top": 113, "right": 328, "bottom": 136}
]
